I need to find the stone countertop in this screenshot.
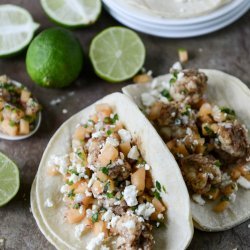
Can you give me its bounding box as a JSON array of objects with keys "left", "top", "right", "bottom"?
[{"left": 0, "top": 1, "right": 249, "bottom": 249}]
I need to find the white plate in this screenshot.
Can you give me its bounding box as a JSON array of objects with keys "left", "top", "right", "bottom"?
[
  {"left": 103, "top": 0, "right": 246, "bottom": 25},
  {"left": 104, "top": 1, "right": 250, "bottom": 37},
  {"left": 104, "top": 0, "right": 249, "bottom": 31}
]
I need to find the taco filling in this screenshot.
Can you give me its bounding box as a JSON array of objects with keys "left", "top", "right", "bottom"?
[
  {"left": 138, "top": 67, "right": 250, "bottom": 213},
  {"left": 0, "top": 75, "right": 41, "bottom": 136},
  {"left": 47, "top": 103, "right": 167, "bottom": 250}
]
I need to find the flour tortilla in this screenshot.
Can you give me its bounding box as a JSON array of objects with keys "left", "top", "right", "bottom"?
[
  {"left": 115, "top": 0, "right": 232, "bottom": 19},
  {"left": 32, "top": 93, "right": 193, "bottom": 249},
  {"left": 122, "top": 70, "right": 250, "bottom": 231}
]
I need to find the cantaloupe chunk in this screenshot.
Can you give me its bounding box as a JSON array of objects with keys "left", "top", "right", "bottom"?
[
  {"left": 131, "top": 167, "right": 145, "bottom": 193},
  {"left": 0, "top": 119, "right": 18, "bottom": 136},
  {"left": 93, "top": 221, "right": 108, "bottom": 237},
  {"left": 66, "top": 207, "right": 86, "bottom": 224},
  {"left": 98, "top": 143, "right": 118, "bottom": 166},
  {"left": 20, "top": 89, "right": 31, "bottom": 103},
  {"left": 20, "top": 119, "right": 30, "bottom": 135},
  {"left": 119, "top": 142, "right": 131, "bottom": 156},
  {"left": 95, "top": 104, "right": 112, "bottom": 118}
]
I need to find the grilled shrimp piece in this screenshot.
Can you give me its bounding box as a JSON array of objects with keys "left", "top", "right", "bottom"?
[
  {"left": 170, "top": 69, "right": 207, "bottom": 106},
  {"left": 212, "top": 121, "right": 249, "bottom": 162},
  {"left": 181, "top": 154, "right": 222, "bottom": 194}
]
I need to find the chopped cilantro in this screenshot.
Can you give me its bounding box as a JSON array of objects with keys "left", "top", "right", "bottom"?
[
  {"left": 67, "top": 189, "right": 75, "bottom": 198},
  {"left": 111, "top": 114, "right": 119, "bottom": 124},
  {"left": 162, "top": 185, "right": 167, "bottom": 193},
  {"left": 156, "top": 181, "right": 162, "bottom": 192},
  {"left": 88, "top": 119, "right": 94, "bottom": 124},
  {"left": 169, "top": 78, "right": 176, "bottom": 85},
  {"left": 101, "top": 167, "right": 109, "bottom": 175},
  {"left": 161, "top": 89, "right": 172, "bottom": 100},
  {"left": 106, "top": 192, "right": 114, "bottom": 198},
  {"left": 9, "top": 120, "right": 16, "bottom": 127},
  {"left": 220, "top": 107, "right": 235, "bottom": 116},
  {"left": 104, "top": 117, "right": 111, "bottom": 124},
  {"left": 103, "top": 181, "right": 110, "bottom": 193},
  {"left": 131, "top": 206, "right": 137, "bottom": 211},
  {"left": 73, "top": 203, "right": 80, "bottom": 209},
  {"left": 67, "top": 169, "right": 78, "bottom": 175},
  {"left": 83, "top": 124, "right": 88, "bottom": 128},
  {"left": 92, "top": 213, "right": 99, "bottom": 223},
  {"left": 66, "top": 180, "right": 74, "bottom": 186},
  {"left": 153, "top": 190, "right": 161, "bottom": 200},
  {"left": 204, "top": 126, "right": 215, "bottom": 136},
  {"left": 106, "top": 129, "right": 112, "bottom": 136},
  {"left": 214, "top": 160, "right": 221, "bottom": 168},
  {"left": 178, "top": 48, "right": 186, "bottom": 52}
]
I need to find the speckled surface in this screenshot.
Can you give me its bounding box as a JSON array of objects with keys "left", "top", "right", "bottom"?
[{"left": 0, "top": 1, "right": 249, "bottom": 249}]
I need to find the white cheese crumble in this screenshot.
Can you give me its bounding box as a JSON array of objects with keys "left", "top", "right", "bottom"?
[
  {"left": 144, "top": 164, "right": 150, "bottom": 170},
  {"left": 157, "top": 213, "right": 164, "bottom": 220},
  {"left": 123, "top": 220, "right": 136, "bottom": 230},
  {"left": 128, "top": 146, "right": 140, "bottom": 160},
  {"left": 118, "top": 129, "right": 132, "bottom": 143},
  {"left": 74, "top": 193, "right": 84, "bottom": 203},
  {"left": 123, "top": 185, "right": 138, "bottom": 206},
  {"left": 108, "top": 215, "right": 120, "bottom": 229},
  {"left": 172, "top": 61, "right": 182, "bottom": 71},
  {"left": 102, "top": 209, "right": 114, "bottom": 222},
  {"left": 60, "top": 184, "right": 69, "bottom": 193},
  {"left": 44, "top": 198, "right": 54, "bottom": 208},
  {"left": 237, "top": 176, "right": 250, "bottom": 189},
  {"left": 92, "top": 131, "right": 105, "bottom": 138},
  {"left": 86, "top": 232, "right": 105, "bottom": 250},
  {"left": 74, "top": 223, "right": 86, "bottom": 238},
  {"left": 192, "top": 194, "right": 206, "bottom": 205},
  {"left": 48, "top": 154, "right": 69, "bottom": 175},
  {"left": 141, "top": 92, "right": 156, "bottom": 107},
  {"left": 106, "top": 137, "right": 119, "bottom": 147},
  {"left": 69, "top": 173, "right": 80, "bottom": 184},
  {"left": 136, "top": 202, "right": 155, "bottom": 220}
]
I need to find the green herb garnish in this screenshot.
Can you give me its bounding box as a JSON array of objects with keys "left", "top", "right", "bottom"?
[
  {"left": 111, "top": 114, "right": 119, "bottom": 124},
  {"left": 68, "top": 189, "right": 75, "bottom": 198},
  {"left": 101, "top": 167, "right": 109, "bottom": 175},
  {"left": 220, "top": 107, "right": 235, "bottom": 116},
  {"left": 9, "top": 120, "right": 16, "bottom": 127},
  {"left": 67, "top": 169, "right": 78, "bottom": 175},
  {"left": 92, "top": 213, "right": 99, "bottom": 223},
  {"left": 161, "top": 89, "right": 172, "bottom": 100},
  {"left": 221, "top": 196, "right": 230, "bottom": 202},
  {"left": 204, "top": 126, "right": 215, "bottom": 136},
  {"left": 106, "top": 129, "right": 112, "bottom": 136},
  {"left": 156, "top": 181, "right": 162, "bottom": 192},
  {"left": 104, "top": 117, "right": 111, "bottom": 124},
  {"left": 66, "top": 180, "right": 74, "bottom": 186},
  {"left": 214, "top": 160, "right": 222, "bottom": 168},
  {"left": 162, "top": 185, "right": 167, "bottom": 193},
  {"left": 106, "top": 192, "right": 114, "bottom": 198},
  {"left": 73, "top": 203, "right": 80, "bottom": 209},
  {"left": 153, "top": 190, "right": 161, "bottom": 200}
]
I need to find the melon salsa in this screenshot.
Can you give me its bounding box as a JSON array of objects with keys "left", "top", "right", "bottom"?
[
  {"left": 47, "top": 103, "right": 167, "bottom": 249},
  {"left": 0, "top": 75, "right": 41, "bottom": 136}
]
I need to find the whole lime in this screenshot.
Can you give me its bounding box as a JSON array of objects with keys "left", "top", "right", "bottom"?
[{"left": 26, "top": 27, "right": 83, "bottom": 88}]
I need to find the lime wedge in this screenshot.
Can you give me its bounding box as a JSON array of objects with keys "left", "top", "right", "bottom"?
[
  {"left": 40, "top": 0, "right": 101, "bottom": 27},
  {"left": 0, "top": 5, "right": 39, "bottom": 58},
  {"left": 0, "top": 152, "right": 20, "bottom": 206},
  {"left": 90, "top": 27, "right": 146, "bottom": 82}
]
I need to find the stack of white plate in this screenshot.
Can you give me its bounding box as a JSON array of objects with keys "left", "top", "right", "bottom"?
[{"left": 103, "top": 0, "right": 250, "bottom": 38}]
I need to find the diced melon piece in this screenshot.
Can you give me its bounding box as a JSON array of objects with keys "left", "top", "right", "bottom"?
[
  {"left": 97, "top": 171, "right": 109, "bottom": 182},
  {"left": 213, "top": 201, "right": 230, "bottom": 213},
  {"left": 0, "top": 119, "right": 18, "bottom": 136},
  {"left": 148, "top": 102, "right": 162, "bottom": 120},
  {"left": 119, "top": 142, "right": 131, "bottom": 156},
  {"left": 131, "top": 167, "right": 145, "bottom": 193},
  {"left": 19, "top": 119, "right": 30, "bottom": 135},
  {"left": 91, "top": 180, "right": 104, "bottom": 196},
  {"left": 93, "top": 221, "right": 108, "bottom": 237},
  {"left": 178, "top": 48, "right": 188, "bottom": 63},
  {"left": 95, "top": 103, "right": 112, "bottom": 118},
  {"left": 21, "top": 89, "right": 31, "bottom": 103},
  {"left": 83, "top": 217, "right": 93, "bottom": 229},
  {"left": 98, "top": 143, "right": 118, "bottom": 166},
  {"left": 145, "top": 172, "right": 154, "bottom": 190},
  {"left": 75, "top": 181, "right": 88, "bottom": 193},
  {"left": 151, "top": 198, "right": 166, "bottom": 220},
  {"left": 66, "top": 207, "right": 86, "bottom": 224},
  {"left": 113, "top": 121, "right": 123, "bottom": 132},
  {"left": 74, "top": 126, "right": 87, "bottom": 140}
]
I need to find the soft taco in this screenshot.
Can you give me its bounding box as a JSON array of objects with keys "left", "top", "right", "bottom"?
[
  {"left": 122, "top": 68, "right": 250, "bottom": 231},
  {"left": 31, "top": 93, "right": 193, "bottom": 250}
]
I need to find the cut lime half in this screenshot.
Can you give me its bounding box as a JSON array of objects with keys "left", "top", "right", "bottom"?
[
  {"left": 40, "top": 0, "right": 101, "bottom": 27},
  {"left": 90, "top": 27, "right": 146, "bottom": 82},
  {"left": 0, "top": 4, "right": 39, "bottom": 58},
  {"left": 0, "top": 152, "right": 20, "bottom": 206}
]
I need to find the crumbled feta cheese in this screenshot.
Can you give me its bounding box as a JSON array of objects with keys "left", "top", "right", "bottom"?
[
  {"left": 102, "top": 209, "right": 114, "bottom": 222},
  {"left": 62, "top": 109, "right": 68, "bottom": 114},
  {"left": 75, "top": 223, "right": 86, "bottom": 238},
  {"left": 157, "top": 213, "right": 164, "bottom": 220},
  {"left": 228, "top": 193, "right": 236, "bottom": 202},
  {"left": 123, "top": 220, "right": 136, "bottom": 230},
  {"left": 118, "top": 129, "right": 132, "bottom": 143},
  {"left": 88, "top": 173, "right": 97, "bottom": 188},
  {"left": 125, "top": 180, "right": 131, "bottom": 186},
  {"left": 95, "top": 121, "right": 104, "bottom": 131},
  {"left": 106, "top": 137, "right": 119, "bottom": 147},
  {"left": 172, "top": 61, "right": 182, "bottom": 71},
  {"left": 69, "top": 173, "right": 80, "bottom": 184},
  {"left": 44, "top": 198, "right": 54, "bottom": 208},
  {"left": 186, "top": 127, "right": 192, "bottom": 135},
  {"left": 123, "top": 185, "right": 138, "bottom": 206},
  {"left": 141, "top": 93, "right": 156, "bottom": 107},
  {"left": 156, "top": 222, "right": 160, "bottom": 227},
  {"left": 79, "top": 205, "right": 84, "bottom": 214},
  {"left": 74, "top": 193, "right": 84, "bottom": 203},
  {"left": 92, "top": 131, "right": 105, "bottom": 138},
  {"left": 86, "top": 209, "right": 92, "bottom": 218},
  {"left": 192, "top": 194, "right": 205, "bottom": 205},
  {"left": 60, "top": 184, "right": 69, "bottom": 193},
  {"left": 48, "top": 154, "right": 69, "bottom": 175},
  {"left": 100, "top": 246, "right": 110, "bottom": 250},
  {"left": 177, "top": 72, "right": 184, "bottom": 80},
  {"left": 128, "top": 146, "right": 140, "bottom": 160},
  {"left": 237, "top": 176, "right": 250, "bottom": 189},
  {"left": 109, "top": 215, "right": 120, "bottom": 228},
  {"left": 248, "top": 224, "right": 250, "bottom": 228},
  {"left": 221, "top": 173, "right": 232, "bottom": 188},
  {"left": 85, "top": 190, "right": 92, "bottom": 197},
  {"left": 86, "top": 232, "right": 105, "bottom": 250},
  {"left": 136, "top": 202, "right": 155, "bottom": 220}
]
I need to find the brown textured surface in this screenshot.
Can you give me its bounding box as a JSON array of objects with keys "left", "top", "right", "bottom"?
[{"left": 0, "top": 0, "right": 249, "bottom": 249}]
